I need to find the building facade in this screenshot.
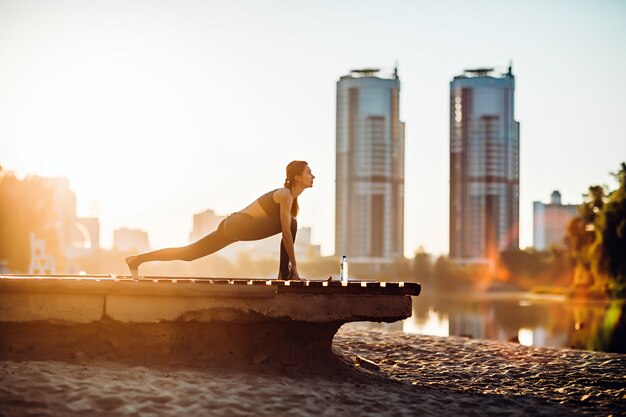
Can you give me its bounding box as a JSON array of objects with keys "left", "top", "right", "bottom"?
[
  {"left": 113, "top": 228, "right": 150, "bottom": 253},
  {"left": 335, "top": 68, "right": 405, "bottom": 262},
  {"left": 190, "top": 209, "right": 225, "bottom": 243},
  {"left": 533, "top": 191, "right": 579, "bottom": 250},
  {"left": 44, "top": 177, "right": 100, "bottom": 259},
  {"left": 449, "top": 66, "right": 520, "bottom": 263}
]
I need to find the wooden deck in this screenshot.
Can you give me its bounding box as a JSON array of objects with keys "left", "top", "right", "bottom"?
[{"left": 0, "top": 274, "right": 421, "bottom": 296}]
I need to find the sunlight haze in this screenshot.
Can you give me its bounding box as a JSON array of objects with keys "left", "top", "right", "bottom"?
[{"left": 1, "top": 0, "right": 625, "bottom": 257}]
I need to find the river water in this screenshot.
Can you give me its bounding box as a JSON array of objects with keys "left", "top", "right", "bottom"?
[{"left": 346, "top": 292, "right": 626, "bottom": 353}]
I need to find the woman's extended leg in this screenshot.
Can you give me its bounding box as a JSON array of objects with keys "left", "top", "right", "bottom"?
[
  {"left": 126, "top": 220, "right": 234, "bottom": 275},
  {"left": 279, "top": 218, "right": 297, "bottom": 279}
]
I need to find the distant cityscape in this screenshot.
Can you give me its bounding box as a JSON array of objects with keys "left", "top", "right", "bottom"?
[
  {"left": 14, "top": 64, "right": 580, "bottom": 275},
  {"left": 334, "top": 65, "right": 576, "bottom": 270}
]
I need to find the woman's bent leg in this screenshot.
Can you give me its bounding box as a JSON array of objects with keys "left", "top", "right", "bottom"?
[
  {"left": 222, "top": 214, "right": 297, "bottom": 279},
  {"left": 279, "top": 218, "right": 297, "bottom": 278}
]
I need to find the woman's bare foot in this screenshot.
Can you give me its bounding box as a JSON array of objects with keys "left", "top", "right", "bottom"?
[{"left": 125, "top": 255, "right": 140, "bottom": 278}]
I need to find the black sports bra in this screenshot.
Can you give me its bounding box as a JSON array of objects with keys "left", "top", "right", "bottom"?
[{"left": 257, "top": 189, "right": 281, "bottom": 217}]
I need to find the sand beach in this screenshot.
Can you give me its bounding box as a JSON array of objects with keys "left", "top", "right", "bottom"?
[{"left": 1, "top": 327, "right": 624, "bottom": 417}]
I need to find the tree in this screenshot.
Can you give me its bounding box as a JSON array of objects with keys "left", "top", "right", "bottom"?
[
  {"left": 598, "top": 163, "right": 626, "bottom": 296},
  {"left": 566, "top": 185, "right": 607, "bottom": 289},
  {"left": 500, "top": 248, "right": 543, "bottom": 278},
  {"left": 566, "top": 162, "right": 626, "bottom": 296},
  {"left": 498, "top": 247, "right": 573, "bottom": 290},
  {"left": 0, "top": 172, "right": 62, "bottom": 272},
  {"left": 413, "top": 246, "right": 432, "bottom": 282}
]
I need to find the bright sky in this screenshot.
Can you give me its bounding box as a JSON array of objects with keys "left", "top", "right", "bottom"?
[{"left": 1, "top": 0, "right": 625, "bottom": 257}]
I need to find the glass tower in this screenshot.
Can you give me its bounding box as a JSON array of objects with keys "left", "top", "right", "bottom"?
[
  {"left": 335, "top": 68, "right": 405, "bottom": 261},
  {"left": 449, "top": 66, "right": 520, "bottom": 263}
]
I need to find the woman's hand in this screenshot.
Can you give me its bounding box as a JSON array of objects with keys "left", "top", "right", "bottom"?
[{"left": 288, "top": 265, "right": 302, "bottom": 281}]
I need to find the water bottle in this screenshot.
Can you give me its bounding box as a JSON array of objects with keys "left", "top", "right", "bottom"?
[{"left": 339, "top": 255, "right": 349, "bottom": 283}]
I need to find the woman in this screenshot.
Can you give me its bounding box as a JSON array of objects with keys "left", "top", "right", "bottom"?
[{"left": 125, "top": 160, "right": 314, "bottom": 280}]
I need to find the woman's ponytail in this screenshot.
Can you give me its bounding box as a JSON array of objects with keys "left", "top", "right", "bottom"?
[{"left": 284, "top": 161, "right": 308, "bottom": 218}]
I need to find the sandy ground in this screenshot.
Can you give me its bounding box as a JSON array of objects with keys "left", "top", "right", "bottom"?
[{"left": 0, "top": 328, "right": 624, "bottom": 417}]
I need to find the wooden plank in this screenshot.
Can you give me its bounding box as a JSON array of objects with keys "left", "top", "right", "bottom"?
[{"left": 0, "top": 277, "right": 277, "bottom": 298}]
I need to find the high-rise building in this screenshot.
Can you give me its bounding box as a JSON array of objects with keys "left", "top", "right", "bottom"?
[
  {"left": 533, "top": 191, "right": 579, "bottom": 250},
  {"left": 190, "top": 209, "right": 225, "bottom": 243},
  {"left": 449, "top": 66, "right": 520, "bottom": 263},
  {"left": 113, "top": 228, "right": 150, "bottom": 253},
  {"left": 43, "top": 178, "right": 100, "bottom": 259},
  {"left": 335, "top": 68, "right": 405, "bottom": 262}
]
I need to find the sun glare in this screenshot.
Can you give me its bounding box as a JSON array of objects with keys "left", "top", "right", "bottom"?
[
  {"left": 517, "top": 328, "right": 534, "bottom": 346},
  {"left": 403, "top": 308, "right": 450, "bottom": 337}
]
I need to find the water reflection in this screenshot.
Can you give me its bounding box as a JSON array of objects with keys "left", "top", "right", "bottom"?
[
  {"left": 346, "top": 293, "right": 626, "bottom": 353},
  {"left": 402, "top": 307, "right": 449, "bottom": 337}
]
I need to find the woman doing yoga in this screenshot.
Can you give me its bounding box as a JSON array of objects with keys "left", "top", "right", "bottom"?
[{"left": 125, "top": 160, "right": 314, "bottom": 280}]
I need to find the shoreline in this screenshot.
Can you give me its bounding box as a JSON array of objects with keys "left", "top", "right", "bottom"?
[
  {"left": 420, "top": 287, "right": 626, "bottom": 303},
  {"left": 1, "top": 328, "right": 624, "bottom": 416}
]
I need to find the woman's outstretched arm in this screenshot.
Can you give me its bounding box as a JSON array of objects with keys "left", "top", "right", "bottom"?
[{"left": 276, "top": 189, "right": 299, "bottom": 280}]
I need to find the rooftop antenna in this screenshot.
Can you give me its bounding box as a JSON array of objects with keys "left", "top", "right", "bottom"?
[
  {"left": 394, "top": 61, "right": 399, "bottom": 79},
  {"left": 508, "top": 60, "right": 513, "bottom": 76}
]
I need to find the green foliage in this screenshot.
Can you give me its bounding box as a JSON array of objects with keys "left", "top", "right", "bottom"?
[
  {"left": 431, "top": 256, "right": 487, "bottom": 291},
  {"left": 499, "top": 248, "right": 574, "bottom": 290},
  {"left": 566, "top": 162, "right": 626, "bottom": 297},
  {"left": 599, "top": 163, "right": 626, "bottom": 296},
  {"left": 0, "top": 172, "right": 62, "bottom": 272},
  {"left": 411, "top": 247, "right": 574, "bottom": 293},
  {"left": 587, "top": 301, "right": 624, "bottom": 351},
  {"left": 500, "top": 248, "right": 545, "bottom": 277}
]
